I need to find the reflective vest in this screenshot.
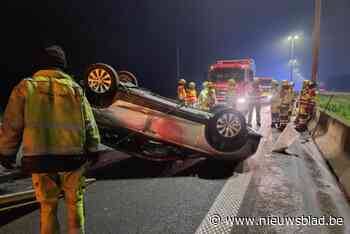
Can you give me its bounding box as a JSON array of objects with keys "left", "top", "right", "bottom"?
[
  {"left": 0, "top": 69, "right": 100, "bottom": 157},
  {"left": 177, "top": 85, "right": 187, "bottom": 102},
  {"left": 197, "top": 89, "right": 209, "bottom": 110},
  {"left": 186, "top": 89, "right": 197, "bottom": 104}
]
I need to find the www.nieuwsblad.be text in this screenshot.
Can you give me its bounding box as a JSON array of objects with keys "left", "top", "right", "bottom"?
[{"left": 209, "top": 214, "right": 344, "bottom": 226}]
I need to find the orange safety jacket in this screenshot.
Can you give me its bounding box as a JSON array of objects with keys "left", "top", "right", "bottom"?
[
  {"left": 177, "top": 85, "right": 187, "bottom": 102},
  {"left": 186, "top": 89, "right": 197, "bottom": 104}
]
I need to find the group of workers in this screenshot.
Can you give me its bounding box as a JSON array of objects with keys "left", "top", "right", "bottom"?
[
  {"left": 177, "top": 79, "right": 218, "bottom": 110},
  {"left": 178, "top": 77, "right": 318, "bottom": 132},
  {"left": 271, "top": 79, "right": 317, "bottom": 131}
]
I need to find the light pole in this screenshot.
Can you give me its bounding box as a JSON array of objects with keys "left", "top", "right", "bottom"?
[
  {"left": 311, "top": 0, "right": 322, "bottom": 82},
  {"left": 288, "top": 35, "right": 299, "bottom": 83}
]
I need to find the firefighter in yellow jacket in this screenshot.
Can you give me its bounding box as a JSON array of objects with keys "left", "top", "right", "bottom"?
[
  {"left": 186, "top": 81, "right": 197, "bottom": 107},
  {"left": 278, "top": 80, "right": 291, "bottom": 130},
  {"left": 197, "top": 81, "right": 209, "bottom": 110},
  {"left": 0, "top": 45, "right": 100, "bottom": 234},
  {"left": 295, "top": 80, "right": 311, "bottom": 132},
  {"left": 177, "top": 79, "right": 187, "bottom": 105},
  {"left": 207, "top": 81, "right": 217, "bottom": 110}
]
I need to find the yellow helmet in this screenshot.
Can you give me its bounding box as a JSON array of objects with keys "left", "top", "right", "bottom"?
[
  {"left": 227, "top": 79, "right": 236, "bottom": 86},
  {"left": 189, "top": 81, "right": 196, "bottom": 89},
  {"left": 202, "top": 81, "right": 209, "bottom": 88},
  {"left": 178, "top": 79, "right": 186, "bottom": 85}
]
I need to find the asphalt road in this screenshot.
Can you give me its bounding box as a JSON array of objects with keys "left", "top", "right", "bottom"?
[{"left": 1, "top": 107, "right": 350, "bottom": 234}]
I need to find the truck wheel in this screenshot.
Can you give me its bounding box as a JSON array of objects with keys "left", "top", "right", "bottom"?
[
  {"left": 118, "top": 70, "right": 138, "bottom": 86},
  {"left": 84, "top": 63, "right": 119, "bottom": 108},
  {"left": 205, "top": 109, "right": 248, "bottom": 152}
]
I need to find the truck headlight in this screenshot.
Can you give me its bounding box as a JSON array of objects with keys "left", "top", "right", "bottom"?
[{"left": 237, "top": 97, "right": 246, "bottom": 104}]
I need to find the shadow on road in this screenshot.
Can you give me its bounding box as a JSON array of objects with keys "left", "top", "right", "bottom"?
[{"left": 86, "top": 157, "right": 241, "bottom": 180}]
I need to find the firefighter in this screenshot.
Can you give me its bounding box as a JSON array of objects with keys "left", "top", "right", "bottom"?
[
  {"left": 247, "top": 79, "right": 262, "bottom": 127},
  {"left": 295, "top": 80, "right": 311, "bottom": 132},
  {"left": 270, "top": 80, "right": 280, "bottom": 128},
  {"left": 197, "top": 81, "right": 209, "bottom": 110},
  {"left": 207, "top": 81, "right": 217, "bottom": 110},
  {"left": 177, "top": 78, "right": 187, "bottom": 105},
  {"left": 0, "top": 45, "right": 100, "bottom": 234},
  {"left": 226, "top": 79, "right": 237, "bottom": 109},
  {"left": 186, "top": 81, "right": 197, "bottom": 107},
  {"left": 307, "top": 80, "right": 318, "bottom": 121},
  {"left": 278, "top": 80, "right": 291, "bottom": 130}
]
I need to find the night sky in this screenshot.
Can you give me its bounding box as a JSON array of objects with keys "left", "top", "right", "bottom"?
[{"left": 2, "top": 0, "right": 350, "bottom": 108}]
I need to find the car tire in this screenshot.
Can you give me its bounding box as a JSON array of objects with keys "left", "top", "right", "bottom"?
[
  {"left": 205, "top": 109, "right": 248, "bottom": 152},
  {"left": 84, "top": 63, "right": 119, "bottom": 108},
  {"left": 118, "top": 70, "right": 138, "bottom": 86}
]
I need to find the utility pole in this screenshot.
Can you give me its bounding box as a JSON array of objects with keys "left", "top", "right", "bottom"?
[{"left": 311, "top": 0, "right": 321, "bottom": 81}]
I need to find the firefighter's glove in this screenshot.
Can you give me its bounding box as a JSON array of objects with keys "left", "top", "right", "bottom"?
[{"left": 0, "top": 155, "right": 16, "bottom": 170}]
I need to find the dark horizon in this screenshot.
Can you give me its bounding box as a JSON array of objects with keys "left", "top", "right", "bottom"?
[{"left": 2, "top": 0, "right": 350, "bottom": 107}]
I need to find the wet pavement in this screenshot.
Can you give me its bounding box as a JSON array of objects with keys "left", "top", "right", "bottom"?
[{"left": 1, "top": 107, "right": 350, "bottom": 234}]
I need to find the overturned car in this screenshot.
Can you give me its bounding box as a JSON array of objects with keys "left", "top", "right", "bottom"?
[{"left": 84, "top": 63, "right": 261, "bottom": 161}]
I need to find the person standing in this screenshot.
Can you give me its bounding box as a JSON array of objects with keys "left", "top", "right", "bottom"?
[
  {"left": 295, "top": 80, "right": 311, "bottom": 132},
  {"left": 247, "top": 79, "right": 262, "bottom": 127},
  {"left": 177, "top": 79, "right": 187, "bottom": 105},
  {"left": 207, "top": 81, "right": 217, "bottom": 110},
  {"left": 279, "top": 80, "right": 292, "bottom": 130},
  {"left": 186, "top": 81, "right": 197, "bottom": 108},
  {"left": 0, "top": 45, "right": 100, "bottom": 234},
  {"left": 197, "top": 81, "right": 209, "bottom": 110}
]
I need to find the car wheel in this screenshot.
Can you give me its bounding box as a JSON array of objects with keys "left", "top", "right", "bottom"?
[
  {"left": 84, "top": 63, "right": 119, "bottom": 108},
  {"left": 205, "top": 109, "right": 248, "bottom": 152},
  {"left": 118, "top": 70, "right": 138, "bottom": 86}
]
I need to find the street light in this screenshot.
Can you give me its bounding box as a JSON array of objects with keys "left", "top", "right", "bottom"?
[{"left": 288, "top": 34, "right": 300, "bottom": 82}]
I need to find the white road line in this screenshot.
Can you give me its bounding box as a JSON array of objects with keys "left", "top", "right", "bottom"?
[{"left": 195, "top": 172, "right": 253, "bottom": 234}]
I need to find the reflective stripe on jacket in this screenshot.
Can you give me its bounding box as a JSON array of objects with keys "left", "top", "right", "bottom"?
[
  {"left": 186, "top": 89, "right": 197, "bottom": 104},
  {"left": 0, "top": 69, "right": 100, "bottom": 158}
]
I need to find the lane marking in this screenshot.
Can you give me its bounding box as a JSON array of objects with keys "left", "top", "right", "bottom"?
[{"left": 195, "top": 172, "right": 253, "bottom": 234}]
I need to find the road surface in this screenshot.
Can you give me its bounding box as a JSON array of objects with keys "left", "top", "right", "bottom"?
[{"left": 1, "top": 107, "right": 350, "bottom": 234}]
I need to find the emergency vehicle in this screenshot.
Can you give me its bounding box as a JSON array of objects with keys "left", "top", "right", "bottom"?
[{"left": 208, "top": 59, "right": 256, "bottom": 113}]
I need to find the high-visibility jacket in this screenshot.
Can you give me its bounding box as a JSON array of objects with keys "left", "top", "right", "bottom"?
[
  {"left": 186, "top": 89, "right": 197, "bottom": 105},
  {"left": 0, "top": 69, "right": 100, "bottom": 170},
  {"left": 197, "top": 89, "right": 209, "bottom": 110},
  {"left": 177, "top": 85, "right": 187, "bottom": 102}
]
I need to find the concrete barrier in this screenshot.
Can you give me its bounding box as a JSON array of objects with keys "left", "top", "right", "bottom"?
[{"left": 310, "top": 108, "right": 350, "bottom": 197}]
